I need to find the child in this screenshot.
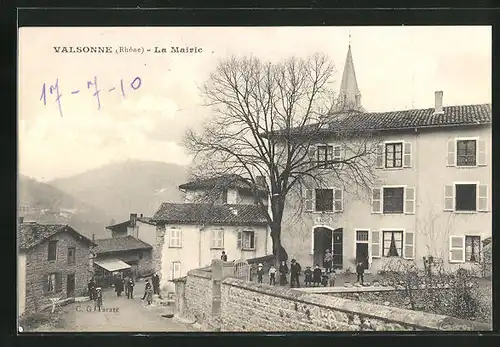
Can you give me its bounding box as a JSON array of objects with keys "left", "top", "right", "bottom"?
[
  {"left": 356, "top": 261, "right": 365, "bottom": 285},
  {"left": 257, "top": 263, "right": 265, "bottom": 283},
  {"left": 145, "top": 284, "right": 153, "bottom": 305},
  {"left": 268, "top": 265, "right": 277, "bottom": 285},
  {"left": 329, "top": 269, "right": 336, "bottom": 287},
  {"left": 304, "top": 266, "right": 313, "bottom": 287},
  {"left": 94, "top": 287, "right": 103, "bottom": 311},
  {"left": 321, "top": 270, "right": 329, "bottom": 287},
  {"left": 312, "top": 264, "right": 322, "bottom": 287}
]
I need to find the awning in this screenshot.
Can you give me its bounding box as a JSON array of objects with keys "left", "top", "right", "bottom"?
[{"left": 94, "top": 259, "right": 131, "bottom": 272}]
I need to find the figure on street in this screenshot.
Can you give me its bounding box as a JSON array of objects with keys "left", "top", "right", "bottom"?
[
  {"left": 127, "top": 278, "right": 135, "bottom": 299},
  {"left": 312, "top": 264, "right": 322, "bottom": 287},
  {"left": 221, "top": 251, "right": 228, "bottom": 261},
  {"left": 88, "top": 277, "right": 96, "bottom": 300},
  {"left": 356, "top": 261, "right": 365, "bottom": 285},
  {"left": 94, "top": 287, "right": 103, "bottom": 311},
  {"left": 324, "top": 249, "right": 333, "bottom": 273},
  {"left": 279, "top": 260, "right": 289, "bottom": 285},
  {"left": 152, "top": 272, "right": 160, "bottom": 295},
  {"left": 115, "top": 275, "right": 124, "bottom": 297},
  {"left": 304, "top": 266, "right": 313, "bottom": 287},
  {"left": 290, "top": 259, "right": 302, "bottom": 288},
  {"left": 142, "top": 279, "right": 152, "bottom": 300},
  {"left": 268, "top": 265, "right": 277, "bottom": 285},
  {"left": 256, "top": 263, "right": 264, "bottom": 283}
]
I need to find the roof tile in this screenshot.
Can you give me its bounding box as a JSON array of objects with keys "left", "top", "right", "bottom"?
[
  {"left": 19, "top": 223, "right": 94, "bottom": 250},
  {"left": 93, "top": 235, "right": 152, "bottom": 254}
]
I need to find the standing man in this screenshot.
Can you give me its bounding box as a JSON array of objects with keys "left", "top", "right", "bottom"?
[
  {"left": 290, "top": 259, "right": 302, "bottom": 288},
  {"left": 127, "top": 277, "right": 135, "bottom": 299},
  {"left": 221, "top": 251, "right": 228, "bottom": 261},
  {"left": 142, "top": 279, "right": 152, "bottom": 300},
  {"left": 279, "top": 261, "right": 289, "bottom": 286},
  {"left": 356, "top": 261, "right": 365, "bottom": 285},
  {"left": 152, "top": 272, "right": 160, "bottom": 295}
]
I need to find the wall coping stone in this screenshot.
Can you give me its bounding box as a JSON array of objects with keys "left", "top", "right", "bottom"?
[
  {"left": 188, "top": 269, "right": 212, "bottom": 280},
  {"left": 222, "top": 277, "right": 491, "bottom": 331}
]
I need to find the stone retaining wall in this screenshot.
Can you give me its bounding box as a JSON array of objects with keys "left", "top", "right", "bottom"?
[{"left": 174, "top": 260, "right": 491, "bottom": 331}]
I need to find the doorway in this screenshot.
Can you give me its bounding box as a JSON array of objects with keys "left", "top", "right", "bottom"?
[
  {"left": 313, "top": 227, "right": 332, "bottom": 267},
  {"left": 66, "top": 273, "right": 75, "bottom": 298},
  {"left": 355, "top": 230, "right": 369, "bottom": 270}
]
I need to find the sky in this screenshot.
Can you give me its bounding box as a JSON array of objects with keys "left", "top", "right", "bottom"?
[{"left": 18, "top": 26, "right": 491, "bottom": 182}]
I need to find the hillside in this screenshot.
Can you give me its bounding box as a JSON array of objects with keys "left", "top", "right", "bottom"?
[
  {"left": 48, "top": 160, "right": 187, "bottom": 221},
  {"left": 18, "top": 175, "right": 111, "bottom": 239}
]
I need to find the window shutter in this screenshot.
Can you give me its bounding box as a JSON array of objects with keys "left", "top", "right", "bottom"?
[
  {"left": 220, "top": 229, "right": 225, "bottom": 248},
  {"left": 334, "top": 188, "right": 343, "bottom": 212},
  {"left": 178, "top": 229, "right": 183, "bottom": 248},
  {"left": 371, "top": 188, "right": 382, "bottom": 213},
  {"left": 371, "top": 230, "right": 381, "bottom": 258},
  {"left": 308, "top": 145, "right": 316, "bottom": 169},
  {"left": 403, "top": 142, "right": 412, "bottom": 168},
  {"left": 169, "top": 262, "right": 174, "bottom": 280},
  {"left": 404, "top": 187, "right": 416, "bottom": 214},
  {"left": 305, "top": 189, "right": 313, "bottom": 212},
  {"left": 253, "top": 234, "right": 258, "bottom": 251},
  {"left": 376, "top": 144, "right": 384, "bottom": 168},
  {"left": 444, "top": 185, "right": 454, "bottom": 211},
  {"left": 211, "top": 229, "right": 216, "bottom": 248},
  {"left": 478, "top": 140, "right": 487, "bottom": 166},
  {"left": 175, "top": 262, "right": 181, "bottom": 278},
  {"left": 446, "top": 139, "right": 456, "bottom": 166},
  {"left": 449, "top": 236, "right": 465, "bottom": 263},
  {"left": 237, "top": 230, "right": 242, "bottom": 250},
  {"left": 333, "top": 145, "right": 342, "bottom": 168},
  {"left": 478, "top": 184, "right": 488, "bottom": 212},
  {"left": 55, "top": 272, "right": 62, "bottom": 292},
  {"left": 42, "top": 275, "right": 49, "bottom": 293},
  {"left": 404, "top": 231, "right": 415, "bottom": 259}
]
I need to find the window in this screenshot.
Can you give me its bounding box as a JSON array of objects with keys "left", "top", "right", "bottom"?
[
  {"left": 382, "top": 187, "right": 404, "bottom": 214},
  {"left": 48, "top": 241, "right": 57, "bottom": 261},
  {"left": 382, "top": 231, "right": 403, "bottom": 257},
  {"left": 456, "top": 140, "right": 476, "bottom": 166},
  {"left": 356, "top": 230, "right": 369, "bottom": 242},
  {"left": 169, "top": 228, "right": 182, "bottom": 248},
  {"left": 385, "top": 142, "right": 403, "bottom": 168},
  {"left": 211, "top": 228, "right": 224, "bottom": 249},
  {"left": 241, "top": 231, "right": 255, "bottom": 250},
  {"left": 67, "top": 247, "right": 75, "bottom": 264},
  {"left": 315, "top": 189, "right": 334, "bottom": 212},
  {"left": 455, "top": 184, "right": 477, "bottom": 211},
  {"left": 316, "top": 145, "right": 333, "bottom": 169},
  {"left": 465, "top": 236, "right": 481, "bottom": 263},
  {"left": 170, "top": 261, "right": 181, "bottom": 280},
  {"left": 43, "top": 272, "right": 62, "bottom": 294}
]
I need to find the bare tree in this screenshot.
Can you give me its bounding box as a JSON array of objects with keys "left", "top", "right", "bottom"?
[{"left": 184, "top": 54, "right": 379, "bottom": 262}]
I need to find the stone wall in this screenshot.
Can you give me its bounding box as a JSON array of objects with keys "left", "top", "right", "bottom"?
[
  {"left": 154, "top": 225, "right": 166, "bottom": 281},
  {"left": 174, "top": 261, "right": 491, "bottom": 331},
  {"left": 24, "top": 231, "right": 92, "bottom": 315}
]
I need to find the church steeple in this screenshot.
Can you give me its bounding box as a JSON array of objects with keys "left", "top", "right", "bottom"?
[{"left": 338, "top": 41, "right": 363, "bottom": 112}]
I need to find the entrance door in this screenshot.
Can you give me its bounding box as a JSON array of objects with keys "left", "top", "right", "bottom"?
[
  {"left": 313, "top": 227, "right": 333, "bottom": 267},
  {"left": 355, "top": 230, "right": 369, "bottom": 270},
  {"left": 66, "top": 273, "right": 75, "bottom": 298},
  {"left": 332, "top": 228, "right": 343, "bottom": 269}
]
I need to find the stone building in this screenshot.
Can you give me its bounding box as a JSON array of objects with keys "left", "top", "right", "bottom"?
[
  {"left": 151, "top": 175, "right": 271, "bottom": 293},
  {"left": 18, "top": 222, "right": 96, "bottom": 317},
  {"left": 273, "top": 44, "right": 492, "bottom": 273}
]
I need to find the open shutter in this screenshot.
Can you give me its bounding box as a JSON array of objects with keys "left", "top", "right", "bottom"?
[
  {"left": 308, "top": 145, "right": 316, "bottom": 169},
  {"left": 376, "top": 144, "right": 384, "bottom": 168},
  {"left": 334, "top": 188, "right": 343, "bottom": 212},
  {"left": 371, "top": 188, "right": 382, "bottom": 213},
  {"left": 220, "top": 229, "right": 225, "bottom": 248},
  {"left": 404, "top": 187, "right": 416, "bottom": 214},
  {"left": 211, "top": 229, "right": 217, "bottom": 248},
  {"left": 444, "top": 185, "right": 454, "bottom": 211},
  {"left": 237, "top": 230, "right": 242, "bottom": 250},
  {"left": 404, "top": 231, "right": 415, "bottom": 259},
  {"left": 175, "top": 262, "right": 181, "bottom": 278},
  {"left": 449, "top": 236, "right": 465, "bottom": 263},
  {"left": 178, "top": 229, "right": 183, "bottom": 248},
  {"left": 42, "top": 275, "right": 49, "bottom": 294},
  {"left": 333, "top": 145, "right": 342, "bottom": 169},
  {"left": 478, "top": 140, "right": 487, "bottom": 166},
  {"left": 305, "top": 189, "right": 313, "bottom": 212},
  {"left": 446, "top": 139, "right": 456, "bottom": 166},
  {"left": 55, "top": 272, "right": 62, "bottom": 292},
  {"left": 403, "top": 142, "right": 412, "bottom": 168},
  {"left": 478, "top": 184, "right": 488, "bottom": 212},
  {"left": 253, "top": 234, "right": 258, "bottom": 251},
  {"left": 371, "top": 230, "right": 381, "bottom": 258},
  {"left": 169, "top": 262, "right": 174, "bottom": 280}
]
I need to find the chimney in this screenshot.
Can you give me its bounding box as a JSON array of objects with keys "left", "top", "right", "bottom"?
[
  {"left": 140, "top": 213, "right": 143, "bottom": 218},
  {"left": 434, "top": 91, "right": 444, "bottom": 114},
  {"left": 130, "top": 213, "right": 137, "bottom": 226},
  {"left": 18, "top": 216, "right": 24, "bottom": 224},
  {"left": 92, "top": 234, "right": 95, "bottom": 242}
]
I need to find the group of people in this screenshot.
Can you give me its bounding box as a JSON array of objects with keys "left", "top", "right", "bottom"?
[
  {"left": 253, "top": 248, "right": 367, "bottom": 288},
  {"left": 87, "top": 272, "right": 161, "bottom": 307}
]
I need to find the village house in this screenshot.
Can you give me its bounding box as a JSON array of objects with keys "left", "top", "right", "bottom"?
[
  {"left": 18, "top": 219, "right": 96, "bottom": 317},
  {"left": 276, "top": 44, "right": 491, "bottom": 273},
  {"left": 151, "top": 175, "right": 270, "bottom": 292}
]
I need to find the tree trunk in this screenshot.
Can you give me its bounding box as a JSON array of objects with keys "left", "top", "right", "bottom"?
[{"left": 270, "top": 223, "right": 288, "bottom": 264}]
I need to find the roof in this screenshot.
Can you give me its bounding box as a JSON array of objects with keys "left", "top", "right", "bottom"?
[
  {"left": 19, "top": 223, "right": 95, "bottom": 251},
  {"left": 106, "top": 217, "right": 155, "bottom": 230},
  {"left": 93, "top": 235, "right": 152, "bottom": 254},
  {"left": 151, "top": 203, "right": 268, "bottom": 226},
  {"left": 179, "top": 174, "right": 267, "bottom": 193},
  {"left": 266, "top": 103, "right": 491, "bottom": 137},
  {"left": 94, "top": 258, "right": 131, "bottom": 272}
]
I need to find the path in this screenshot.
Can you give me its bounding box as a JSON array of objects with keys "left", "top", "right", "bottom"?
[{"left": 29, "top": 282, "right": 197, "bottom": 332}]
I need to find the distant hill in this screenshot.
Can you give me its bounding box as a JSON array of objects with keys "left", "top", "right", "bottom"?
[
  {"left": 18, "top": 175, "right": 111, "bottom": 239},
  {"left": 48, "top": 160, "right": 187, "bottom": 222}
]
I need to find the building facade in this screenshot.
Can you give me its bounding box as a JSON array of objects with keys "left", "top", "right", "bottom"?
[
  {"left": 278, "top": 46, "right": 491, "bottom": 273},
  {"left": 18, "top": 222, "right": 96, "bottom": 317},
  {"left": 151, "top": 176, "right": 271, "bottom": 292}
]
